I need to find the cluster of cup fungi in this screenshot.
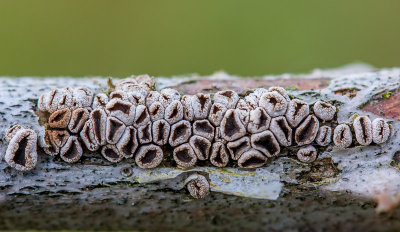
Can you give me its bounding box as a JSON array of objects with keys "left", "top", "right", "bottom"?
[{"left": 4, "top": 75, "right": 391, "bottom": 198}]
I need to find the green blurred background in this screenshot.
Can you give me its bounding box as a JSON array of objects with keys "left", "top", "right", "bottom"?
[{"left": 0, "top": 0, "right": 399, "bottom": 77}]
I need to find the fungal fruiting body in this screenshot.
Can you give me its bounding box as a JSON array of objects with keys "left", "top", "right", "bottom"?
[{"left": 4, "top": 75, "right": 390, "bottom": 173}]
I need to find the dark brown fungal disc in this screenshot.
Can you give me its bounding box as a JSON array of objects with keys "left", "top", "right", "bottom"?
[
  {"left": 92, "top": 93, "right": 109, "bottom": 109},
  {"left": 189, "top": 135, "right": 212, "bottom": 160},
  {"left": 149, "top": 102, "right": 164, "bottom": 122},
  {"left": 238, "top": 149, "right": 267, "bottom": 168},
  {"left": 193, "top": 119, "right": 215, "bottom": 141},
  {"left": 164, "top": 100, "right": 184, "bottom": 125},
  {"left": 80, "top": 121, "right": 99, "bottom": 151},
  {"left": 152, "top": 119, "right": 170, "bottom": 146},
  {"left": 353, "top": 116, "right": 372, "bottom": 146},
  {"left": 294, "top": 115, "right": 319, "bottom": 146},
  {"left": 60, "top": 136, "right": 83, "bottom": 163},
  {"left": 137, "top": 121, "right": 153, "bottom": 144},
  {"left": 315, "top": 125, "right": 332, "bottom": 146},
  {"left": 101, "top": 145, "right": 124, "bottom": 163},
  {"left": 116, "top": 126, "right": 139, "bottom": 158},
  {"left": 270, "top": 116, "right": 292, "bottom": 147},
  {"left": 48, "top": 109, "right": 72, "bottom": 129},
  {"left": 210, "top": 142, "right": 229, "bottom": 167},
  {"left": 110, "top": 90, "right": 128, "bottom": 101},
  {"left": 208, "top": 103, "right": 227, "bottom": 127},
  {"left": 313, "top": 101, "right": 336, "bottom": 121},
  {"left": 49, "top": 129, "right": 70, "bottom": 148},
  {"left": 227, "top": 136, "right": 251, "bottom": 160},
  {"left": 173, "top": 143, "right": 197, "bottom": 168},
  {"left": 372, "top": 118, "right": 390, "bottom": 144},
  {"left": 43, "top": 129, "right": 59, "bottom": 156},
  {"left": 5, "top": 128, "right": 38, "bottom": 171},
  {"left": 192, "top": 93, "right": 212, "bottom": 120},
  {"left": 5, "top": 124, "right": 23, "bottom": 143},
  {"left": 259, "top": 91, "right": 288, "bottom": 117},
  {"left": 105, "top": 116, "right": 126, "bottom": 144},
  {"left": 220, "top": 109, "right": 247, "bottom": 142},
  {"left": 134, "top": 105, "right": 150, "bottom": 128},
  {"left": 68, "top": 108, "right": 89, "bottom": 133},
  {"left": 135, "top": 144, "right": 164, "bottom": 169},
  {"left": 285, "top": 99, "right": 309, "bottom": 128},
  {"left": 247, "top": 107, "right": 271, "bottom": 134},
  {"left": 169, "top": 120, "right": 192, "bottom": 147},
  {"left": 186, "top": 174, "right": 210, "bottom": 199},
  {"left": 333, "top": 124, "right": 352, "bottom": 148},
  {"left": 297, "top": 145, "right": 317, "bottom": 163},
  {"left": 90, "top": 108, "right": 107, "bottom": 146},
  {"left": 106, "top": 99, "right": 136, "bottom": 125},
  {"left": 213, "top": 90, "right": 239, "bottom": 109},
  {"left": 250, "top": 130, "right": 280, "bottom": 157},
  {"left": 181, "top": 95, "right": 195, "bottom": 121}
]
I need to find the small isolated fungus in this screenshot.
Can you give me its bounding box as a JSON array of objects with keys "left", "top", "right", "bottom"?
[
  {"left": 269, "top": 87, "right": 290, "bottom": 101},
  {"left": 106, "top": 99, "right": 136, "bottom": 125},
  {"left": 185, "top": 174, "right": 210, "bottom": 199},
  {"left": 173, "top": 143, "right": 197, "bottom": 168},
  {"left": 92, "top": 93, "right": 109, "bottom": 109},
  {"left": 90, "top": 108, "right": 107, "bottom": 146},
  {"left": 297, "top": 145, "right": 317, "bottom": 163},
  {"left": 137, "top": 121, "right": 153, "bottom": 144},
  {"left": 189, "top": 135, "right": 212, "bottom": 160},
  {"left": 5, "top": 124, "right": 23, "bottom": 143},
  {"left": 220, "top": 109, "right": 246, "bottom": 142},
  {"left": 164, "top": 100, "right": 184, "bottom": 125},
  {"left": 313, "top": 101, "right": 336, "bottom": 121},
  {"left": 149, "top": 102, "right": 165, "bottom": 122},
  {"left": 192, "top": 93, "right": 212, "bottom": 120},
  {"left": 250, "top": 130, "right": 280, "bottom": 157},
  {"left": 285, "top": 99, "right": 309, "bottom": 128},
  {"left": 152, "top": 119, "right": 170, "bottom": 146},
  {"left": 259, "top": 91, "right": 288, "bottom": 117},
  {"left": 105, "top": 116, "right": 126, "bottom": 144},
  {"left": 116, "top": 126, "right": 139, "bottom": 158},
  {"left": 193, "top": 119, "right": 215, "bottom": 141},
  {"left": 133, "top": 105, "right": 150, "bottom": 128},
  {"left": 101, "top": 144, "right": 124, "bottom": 163},
  {"left": 5, "top": 128, "right": 38, "bottom": 171},
  {"left": 48, "top": 109, "right": 72, "bottom": 129},
  {"left": 238, "top": 149, "right": 267, "bottom": 168},
  {"left": 372, "top": 118, "right": 390, "bottom": 144},
  {"left": 135, "top": 144, "right": 164, "bottom": 169},
  {"left": 270, "top": 116, "right": 292, "bottom": 147},
  {"left": 169, "top": 120, "right": 192, "bottom": 147},
  {"left": 353, "top": 116, "right": 373, "bottom": 145},
  {"left": 315, "top": 125, "right": 332, "bottom": 146},
  {"left": 210, "top": 142, "right": 229, "bottom": 167},
  {"left": 213, "top": 90, "right": 239, "bottom": 109},
  {"left": 68, "top": 108, "right": 89, "bottom": 133},
  {"left": 227, "top": 136, "right": 251, "bottom": 160},
  {"left": 181, "top": 95, "right": 195, "bottom": 121},
  {"left": 333, "top": 124, "right": 352, "bottom": 148},
  {"left": 294, "top": 115, "right": 319, "bottom": 146},
  {"left": 159, "top": 88, "right": 181, "bottom": 106},
  {"left": 80, "top": 121, "right": 99, "bottom": 151},
  {"left": 208, "top": 103, "right": 227, "bottom": 127},
  {"left": 247, "top": 107, "right": 271, "bottom": 134},
  {"left": 60, "top": 136, "right": 83, "bottom": 163}
]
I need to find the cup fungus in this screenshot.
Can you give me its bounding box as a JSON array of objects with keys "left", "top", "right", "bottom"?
[
  {"left": 333, "top": 124, "right": 352, "bottom": 148},
  {"left": 80, "top": 121, "right": 99, "bottom": 151},
  {"left": 173, "top": 143, "right": 197, "bottom": 168},
  {"left": 315, "top": 126, "right": 332, "bottom": 146},
  {"left": 169, "top": 120, "right": 192, "bottom": 147},
  {"left": 250, "top": 130, "right": 280, "bottom": 157},
  {"left": 192, "top": 93, "right": 212, "bottom": 120},
  {"left": 5, "top": 124, "right": 23, "bottom": 143},
  {"left": 285, "top": 99, "right": 309, "bottom": 128},
  {"left": 313, "top": 101, "right": 336, "bottom": 121},
  {"left": 270, "top": 116, "right": 292, "bottom": 147},
  {"left": 101, "top": 144, "right": 124, "bottom": 163},
  {"left": 149, "top": 102, "right": 165, "bottom": 122},
  {"left": 220, "top": 109, "right": 246, "bottom": 142},
  {"left": 5, "top": 128, "right": 38, "bottom": 171},
  {"left": 105, "top": 116, "right": 126, "bottom": 144},
  {"left": 372, "top": 118, "right": 390, "bottom": 144},
  {"left": 193, "top": 119, "right": 215, "bottom": 141},
  {"left": 159, "top": 88, "right": 181, "bottom": 107},
  {"left": 164, "top": 100, "right": 184, "bottom": 125},
  {"left": 297, "top": 145, "right": 317, "bottom": 163},
  {"left": 268, "top": 87, "right": 290, "bottom": 101},
  {"left": 294, "top": 115, "right": 319, "bottom": 146},
  {"left": 135, "top": 144, "right": 164, "bottom": 169},
  {"left": 60, "top": 136, "right": 83, "bottom": 163},
  {"left": 68, "top": 108, "right": 89, "bottom": 133},
  {"left": 189, "top": 135, "right": 212, "bottom": 160},
  {"left": 353, "top": 116, "right": 373, "bottom": 146},
  {"left": 72, "top": 87, "right": 93, "bottom": 108},
  {"left": 247, "top": 107, "right": 271, "bottom": 134},
  {"left": 106, "top": 99, "right": 136, "bottom": 126},
  {"left": 181, "top": 95, "right": 195, "bottom": 121},
  {"left": 90, "top": 108, "right": 107, "bottom": 146},
  {"left": 185, "top": 174, "right": 210, "bottom": 199},
  {"left": 259, "top": 91, "right": 288, "bottom": 117},
  {"left": 137, "top": 121, "right": 153, "bottom": 144},
  {"left": 238, "top": 149, "right": 268, "bottom": 168},
  {"left": 43, "top": 129, "right": 60, "bottom": 156},
  {"left": 210, "top": 142, "right": 229, "bottom": 167},
  {"left": 48, "top": 109, "right": 72, "bottom": 129},
  {"left": 152, "top": 119, "right": 171, "bottom": 146},
  {"left": 227, "top": 136, "right": 251, "bottom": 160},
  {"left": 213, "top": 90, "right": 239, "bottom": 109},
  {"left": 92, "top": 93, "right": 109, "bottom": 109},
  {"left": 116, "top": 126, "right": 139, "bottom": 158},
  {"left": 208, "top": 103, "right": 227, "bottom": 127}
]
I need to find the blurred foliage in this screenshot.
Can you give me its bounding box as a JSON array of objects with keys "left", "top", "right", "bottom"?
[{"left": 0, "top": 0, "right": 399, "bottom": 77}]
